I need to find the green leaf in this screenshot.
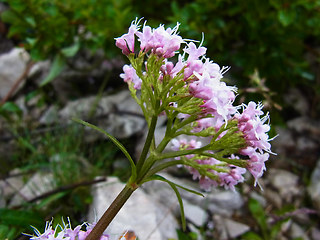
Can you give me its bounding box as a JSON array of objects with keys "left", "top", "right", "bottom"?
[
  {"left": 1, "top": 10, "right": 20, "bottom": 24},
  {"left": 0, "top": 209, "right": 43, "bottom": 227},
  {"left": 248, "top": 198, "right": 268, "bottom": 235},
  {"left": 159, "top": 177, "right": 186, "bottom": 230},
  {"left": 26, "top": 37, "right": 37, "bottom": 47},
  {"left": 35, "top": 192, "right": 68, "bottom": 210},
  {"left": 25, "top": 16, "right": 36, "bottom": 27},
  {"left": 142, "top": 174, "right": 204, "bottom": 197},
  {"left": 143, "top": 174, "right": 205, "bottom": 231},
  {"left": 72, "top": 118, "right": 137, "bottom": 181},
  {"left": 241, "top": 231, "right": 264, "bottom": 240},
  {"left": 0, "top": 102, "right": 22, "bottom": 114},
  {"left": 61, "top": 42, "right": 80, "bottom": 57},
  {"left": 0, "top": 224, "right": 18, "bottom": 240},
  {"left": 278, "top": 9, "right": 295, "bottom": 26},
  {"left": 40, "top": 54, "right": 66, "bottom": 86}
]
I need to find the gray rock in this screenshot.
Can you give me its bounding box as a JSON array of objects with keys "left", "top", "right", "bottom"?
[
  {"left": 311, "top": 227, "right": 320, "bottom": 240},
  {"left": 287, "top": 117, "right": 320, "bottom": 136},
  {"left": 290, "top": 222, "right": 310, "bottom": 240},
  {"left": 285, "top": 88, "right": 309, "bottom": 116},
  {"left": 0, "top": 169, "right": 24, "bottom": 198},
  {"left": 224, "top": 218, "right": 250, "bottom": 239},
  {"left": 59, "top": 90, "right": 145, "bottom": 139},
  {"left": 88, "top": 177, "right": 178, "bottom": 240},
  {"left": 9, "top": 172, "right": 55, "bottom": 207},
  {"left": 0, "top": 48, "right": 30, "bottom": 99},
  {"left": 272, "top": 127, "right": 295, "bottom": 155},
  {"left": 250, "top": 191, "right": 267, "bottom": 207},
  {"left": 212, "top": 216, "right": 250, "bottom": 239},
  {"left": 308, "top": 159, "right": 320, "bottom": 211},
  {"left": 142, "top": 173, "right": 244, "bottom": 217},
  {"left": 39, "top": 105, "right": 60, "bottom": 124},
  {"left": 183, "top": 199, "right": 208, "bottom": 227},
  {"left": 0, "top": 188, "right": 5, "bottom": 208},
  {"left": 264, "top": 189, "right": 283, "bottom": 208},
  {"left": 28, "top": 60, "right": 51, "bottom": 85},
  {"left": 205, "top": 189, "right": 244, "bottom": 217},
  {"left": 268, "top": 168, "right": 301, "bottom": 203}
]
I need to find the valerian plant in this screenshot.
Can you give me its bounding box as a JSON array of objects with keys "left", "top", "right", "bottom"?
[{"left": 29, "top": 19, "right": 275, "bottom": 240}]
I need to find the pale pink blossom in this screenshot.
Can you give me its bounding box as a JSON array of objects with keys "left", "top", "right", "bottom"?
[
  {"left": 115, "top": 22, "right": 139, "bottom": 55},
  {"left": 120, "top": 64, "right": 142, "bottom": 89}
]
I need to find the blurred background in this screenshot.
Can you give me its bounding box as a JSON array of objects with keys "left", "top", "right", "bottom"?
[{"left": 0, "top": 0, "right": 319, "bottom": 239}]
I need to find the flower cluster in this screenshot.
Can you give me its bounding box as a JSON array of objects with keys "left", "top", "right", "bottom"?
[
  {"left": 235, "top": 101, "right": 272, "bottom": 186},
  {"left": 28, "top": 220, "right": 109, "bottom": 240},
  {"left": 115, "top": 19, "right": 183, "bottom": 58},
  {"left": 116, "top": 19, "right": 274, "bottom": 191}
]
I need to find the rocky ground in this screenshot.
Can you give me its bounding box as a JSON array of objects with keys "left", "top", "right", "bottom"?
[{"left": 0, "top": 35, "right": 319, "bottom": 240}]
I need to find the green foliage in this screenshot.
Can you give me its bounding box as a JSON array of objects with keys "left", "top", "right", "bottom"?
[
  {"left": 176, "top": 229, "right": 199, "bottom": 240},
  {"left": 1, "top": 0, "right": 135, "bottom": 85},
  {"left": 242, "top": 198, "right": 291, "bottom": 240},
  {"left": 0, "top": 209, "right": 44, "bottom": 240},
  {"left": 0, "top": 102, "right": 22, "bottom": 120},
  {"left": 1, "top": 0, "right": 134, "bottom": 59},
  {"left": 0, "top": 121, "right": 122, "bottom": 239}
]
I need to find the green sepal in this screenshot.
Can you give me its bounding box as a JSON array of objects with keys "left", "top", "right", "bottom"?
[{"left": 72, "top": 118, "right": 137, "bottom": 182}]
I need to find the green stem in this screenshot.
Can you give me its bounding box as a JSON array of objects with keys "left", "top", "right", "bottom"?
[
  {"left": 200, "top": 152, "right": 248, "bottom": 167},
  {"left": 136, "top": 114, "right": 158, "bottom": 174},
  {"left": 85, "top": 184, "right": 136, "bottom": 240},
  {"left": 144, "top": 160, "right": 185, "bottom": 179}
]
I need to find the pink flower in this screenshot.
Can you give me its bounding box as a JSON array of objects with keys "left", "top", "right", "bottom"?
[
  {"left": 236, "top": 102, "right": 271, "bottom": 153},
  {"left": 30, "top": 221, "right": 109, "bottom": 240},
  {"left": 184, "top": 42, "right": 207, "bottom": 61},
  {"left": 115, "top": 21, "right": 139, "bottom": 55},
  {"left": 189, "top": 71, "right": 237, "bottom": 124},
  {"left": 152, "top": 24, "right": 184, "bottom": 58},
  {"left": 235, "top": 102, "right": 274, "bottom": 185},
  {"left": 120, "top": 65, "right": 142, "bottom": 89},
  {"left": 135, "top": 25, "right": 153, "bottom": 52},
  {"left": 185, "top": 156, "right": 247, "bottom": 191}
]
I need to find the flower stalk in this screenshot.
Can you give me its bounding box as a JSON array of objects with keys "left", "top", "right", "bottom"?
[{"left": 85, "top": 184, "right": 136, "bottom": 240}]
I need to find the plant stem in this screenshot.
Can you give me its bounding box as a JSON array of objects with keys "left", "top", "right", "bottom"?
[
  {"left": 136, "top": 114, "right": 158, "bottom": 174},
  {"left": 85, "top": 184, "right": 136, "bottom": 240}
]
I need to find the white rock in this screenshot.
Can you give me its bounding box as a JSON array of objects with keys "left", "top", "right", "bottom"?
[
  {"left": 0, "top": 169, "right": 24, "bottom": 198},
  {"left": 224, "top": 218, "right": 250, "bottom": 238},
  {"left": 59, "top": 90, "right": 145, "bottom": 139},
  {"left": 39, "top": 105, "right": 59, "bottom": 124},
  {"left": 88, "top": 177, "right": 178, "bottom": 240},
  {"left": 290, "top": 222, "right": 310, "bottom": 240},
  {"left": 268, "top": 168, "right": 300, "bottom": 202},
  {"left": 183, "top": 199, "right": 208, "bottom": 227},
  {"left": 0, "top": 48, "right": 30, "bottom": 99},
  {"left": 9, "top": 172, "right": 55, "bottom": 207},
  {"left": 143, "top": 173, "right": 244, "bottom": 217},
  {"left": 311, "top": 227, "right": 320, "bottom": 240},
  {"left": 0, "top": 188, "right": 5, "bottom": 208},
  {"left": 28, "top": 60, "right": 50, "bottom": 85},
  {"left": 213, "top": 216, "right": 250, "bottom": 239},
  {"left": 308, "top": 159, "right": 320, "bottom": 211},
  {"left": 205, "top": 189, "right": 244, "bottom": 217}
]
